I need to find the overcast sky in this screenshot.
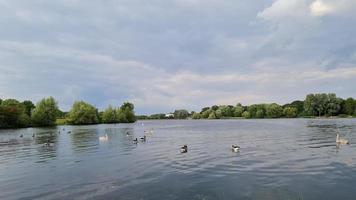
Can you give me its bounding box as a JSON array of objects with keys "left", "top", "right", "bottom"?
[{"left": 0, "top": 0, "right": 356, "bottom": 114}]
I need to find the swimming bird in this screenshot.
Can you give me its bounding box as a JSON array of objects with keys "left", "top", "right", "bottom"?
[
  {"left": 126, "top": 131, "right": 130, "bottom": 136},
  {"left": 336, "top": 133, "right": 349, "bottom": 145},
  {"left": 67, "top": 131, "right": 71, "bottom": 134},
  {"left": 133, "top": 138, "right": 138, "bottom": 144},
  {"left": 20, "top": 134, "right": 23, "bottom": 138},
  {"left": 32, "top": 133, "right": 35, "bottom": 138},
  {"left": 140, "top": 135, "right": 147, "bottom": 142},
  {"left": 180, "top": 145, "right": 188, "bottom": 153},
  {"left": 232, "top": 145, "right": 240, "bottom": 152},
  {"left": 99, "top": 134, "right": 109, "bottom": 142}
]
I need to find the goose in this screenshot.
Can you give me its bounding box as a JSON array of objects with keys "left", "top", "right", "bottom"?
[
  {"left": 232, "top": 145, "right": 240, "bottom": 152},
  {"left": 180, "top": 145, "right": 188, "bottom": 153},
  {"left": 140, "top": 135, "right": 147, "bottom": 142},
  {"left": 99, "top": 134, "right": 109, "bottom": 142},
  {"left": 133, "top": 138, "right": 138, "bottom": 144},
  {"left": 336, "top": 133, "right": 349, "bottom": 145}
]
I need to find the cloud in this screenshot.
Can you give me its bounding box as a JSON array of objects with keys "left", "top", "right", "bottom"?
[{"left": 0, "top": 0, "right": 355, "bottom": 114}]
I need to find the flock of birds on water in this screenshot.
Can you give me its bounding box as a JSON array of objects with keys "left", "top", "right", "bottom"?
[{"left": 10, "top": 126, "right": 351, "bottom": 152}]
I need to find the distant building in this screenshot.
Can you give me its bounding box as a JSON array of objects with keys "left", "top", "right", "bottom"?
[{"left": 165, "top": 113, "right": 174, "bottom": 118}]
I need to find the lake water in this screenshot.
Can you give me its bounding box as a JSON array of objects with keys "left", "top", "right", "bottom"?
[{"left": 0, "top": 119, "right": 356, "bottom": 200}]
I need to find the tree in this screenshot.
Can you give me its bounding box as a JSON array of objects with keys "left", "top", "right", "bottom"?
[
  {"left": 343, "top": 97, "right": 355, "bottom": 115},
  {"left": 192, "top": 112, "right": 201, "bottom": 119},
  {"left": 208, "top": 111, "right": 217, "bottom": 119},
  {"left": 201, "top": 109, "right": 211, "bottom": 118},
  {"left": 173, "top": 109, "right": 189, "bottom": 119},
  {"left": 242, "top": 111, "right": 251, "bottom": 119},
  {"left": 304, "top": 94, "right": 320, "bottom": 116},
  {"left": 233, "top": 105, "right": 244, "bottom": 117},
  {"left": 200, "top": 107, "right": 210, "bottom": 114},
  {"left": 325, "top": 94, "right": 341, "bottom": 116},
  {"left": 31, "top": 97, "right": 59, "bottom": 126},
  {"left": 21, "top": 100, "right": 35, "bottom": 116},
  {"left": 265, "top": 103, "right": 283, "bottom": 118},
  {"left": 119, "top": 102, "right": 136, "bottom": 123},
  {"left": 102, "top": 105, "right": 117, "bottom": 123},
  {"left": 283, "top": 107, "right": 298, "bottom": 118},
  {"left": 67, "top": 101, "right": 99, "bottom": 125},
  {"left": 0, "top": 99, "right": 28, "bottom": 128}
]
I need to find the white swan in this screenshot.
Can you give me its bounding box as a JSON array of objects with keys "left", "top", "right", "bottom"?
[
  {"left": 99, "top": 134, "right": 109, "bottom": 142},
  {"left": 336, "top": 133, "right": 349, "bottom": 145},
  {"left": 232, "top": 145, "right": 240, "bottom": 152}
]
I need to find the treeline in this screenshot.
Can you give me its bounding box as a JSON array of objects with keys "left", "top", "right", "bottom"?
[
  {"left": 0, "top": 97, "right": 136, "bottom": 129},
  {"left": 192, "top": 93, "right": 356, "bottom": 119},
  {"left": 139, "top": 93, "right": 356, "bottom": 120}
]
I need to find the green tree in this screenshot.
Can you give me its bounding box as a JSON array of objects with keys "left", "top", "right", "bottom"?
[
  {"left": 119, "top": 102, "right": 136, "bottom": 123},
  {"left": 242, "top": 111, "right": 251, "bottom": 119},
  {"left": 21, "top": 100, "right": 35, "bottom": 116},
  {"left": 256, "top": 109, "right": 265, "bottom": 118},
  {"left": 102, "top": 105, "right": 117, "bottom": 123},
  {"left": 233, "top": 105, "right": 244, "bottom": 117},
  {"left": 208, "top": 111, "right": 217, "bottom": 119},
  {"left": 173, "top": 109, "right": 189, "bottom": 119},
  {"left": 265, "top": 103, "right": 283, "bottom": 118},
  {"left": 283, "top": 107, "right": 298, "bottom": 118},
  {"left": 325, "top": 94, "right": 341, "bottom": 116},
  {"left": 192, "top": 112, "right": 201, "bottom": 119},
  {"left": 342, "top": 97, "right": 355, "bottom": 115},
  {"left": 67, "top": 101, "right": 99, "bottom": 125},
  {"left": 201, "top": 109, "right": 211, "bottom": 118},
  {"left": 0, "top": 99, "right": 28, "bottom": 128},
  {"left": 116, "top": 108, "right": 128, "bottom": 123},
  {"left": 200, "top": 107, "right": 210, "bottom": 114},
  {"left": 31, "top": 97, "right": 59, "bottom": 126}
]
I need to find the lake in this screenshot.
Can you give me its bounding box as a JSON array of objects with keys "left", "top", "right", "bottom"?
[{"left": 0, "top": 119, "right": 356, "bottom": 200}]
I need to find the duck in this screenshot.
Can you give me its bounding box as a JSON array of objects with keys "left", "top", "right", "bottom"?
[
  {"left": 67, "top": 131, "right": 71, "bottom": 134},
  {"left": 32, "top": 133, "right": 35, "bottom": 138},
  {"left": 126, "top": 131, "right": 130, "bottom": 136},
  {"left": 140, "top": 135, "right": 147, "bottom": 142},
  {"left": 99, "top": 134, "right": 109, "bottom": 142},
  {"left": 232, "top": 145, "right": 240, "bottom": 152},
  {"left": 43, "top": 139, "right": 52, "bottom": 147},
  {"left": 133, "top": 138, "right": 138, "bottom": 144},
  {"left": 180, "top": 145, "right": 188, "bottom": 153},
  {"left": 336, "top": 133, "right": 349, "bottom": 145},
  {"left": 20, "top": 134, "right": 23, "bottom": 138}
]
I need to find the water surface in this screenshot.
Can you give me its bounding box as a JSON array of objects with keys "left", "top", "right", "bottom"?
[{"left": 0, "top": 119, "right": 356, "bottom": 200}]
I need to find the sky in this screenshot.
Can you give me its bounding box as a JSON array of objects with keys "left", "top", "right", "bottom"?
[{"left": 0, "top": 0, "right": 356, "bottom": 114}]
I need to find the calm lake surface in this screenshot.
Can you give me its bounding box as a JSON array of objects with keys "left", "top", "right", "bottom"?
[{"left": 0, "top": 119, "right": 356, "bottom": 200}]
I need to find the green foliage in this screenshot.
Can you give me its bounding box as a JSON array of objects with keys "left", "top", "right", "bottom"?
[
  {"left": 343, "top": 97, "right": 355, "bottom": 115},
  {"left": 31, "top": 97, "right": 59, "bottom": 127},
  {"left": 102, "top": 105, "right": 117, "bottom": 123},
  {"left": 55, "top": 118, "right": 67, "bottom": 125},
  {"left": 208, "top": 111, "right": 217, "bottom": 119},
  {"left": 242, "top": 111, "right": 251, "bottom": 119},
  {"left": 173, "top": 109, "right": 189, "bottom": 119},
  {"left": 0, "top": 99, "right": 26, "bottom": 128},
  {"left": 119, "top": 102, "right": 136, "bottom": 123},
  {"left": 304, "top": 93, "right": 342, "bottom": 117},
  {"left": 67, "top": 101, "right": 99, "bottom": 125},
  {"left": 192, "top": 112, "right": 201, "bottom": 119},
  {"left": 21, "top": 100, "right": 35, "bottom": 116},
  {"left": 283, "top": 107, "right": 298, "bottom": 118},
  {"left": 265, "top": 103, "right": 283, "bottom": 118},
  {"left": 233, "top": 105, "right": 244, "bottom": 117}
]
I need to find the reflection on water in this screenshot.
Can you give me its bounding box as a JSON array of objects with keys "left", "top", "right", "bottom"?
[{"left": 0, "top": 119, "right": 355, "bottom": 200}]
